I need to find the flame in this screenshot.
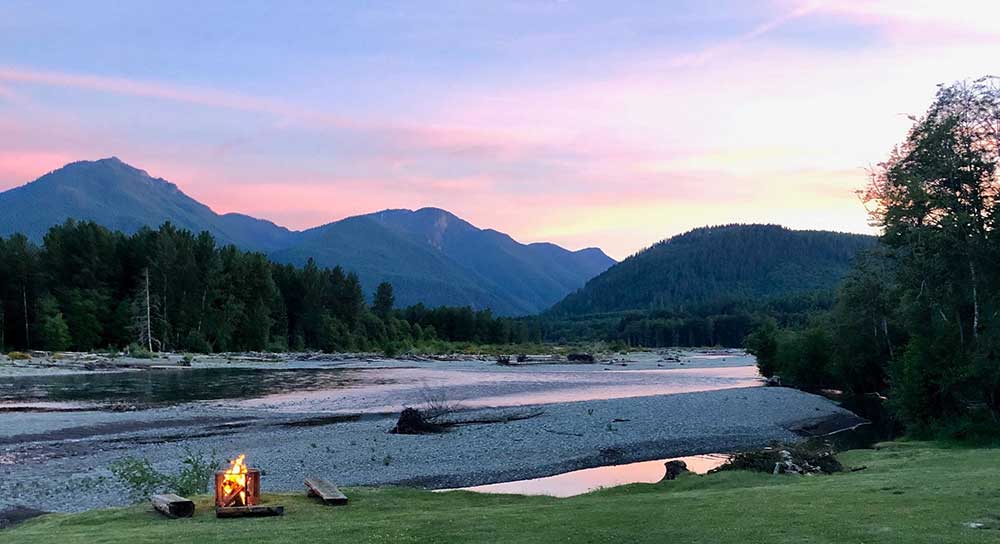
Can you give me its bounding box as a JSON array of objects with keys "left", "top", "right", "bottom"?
[{"left": 221, "top": 454, "right": 248, "bottom": 506}]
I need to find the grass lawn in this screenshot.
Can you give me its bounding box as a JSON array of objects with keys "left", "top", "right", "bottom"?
[{"left": 8, "top": 442, "right": 1000, "bottom": 543}]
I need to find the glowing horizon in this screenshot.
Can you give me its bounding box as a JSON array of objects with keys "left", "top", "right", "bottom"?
[{"left": 2, "top": 1, "right": 999, "bottom": 259}]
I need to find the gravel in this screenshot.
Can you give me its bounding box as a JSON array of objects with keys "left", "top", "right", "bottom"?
[{"left": 0, "top": 384, "right": 858, "bottom": 513}]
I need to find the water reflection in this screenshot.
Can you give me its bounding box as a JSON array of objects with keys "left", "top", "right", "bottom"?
[
  {"left": 451, "top": 454, "right": 730, "bottom": 498},
  {"left": 0, "top": 367, "right": 361, "bottom": 405}
]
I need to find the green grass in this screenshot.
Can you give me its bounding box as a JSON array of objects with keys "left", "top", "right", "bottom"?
[{"left": 8, "top": 442, "right": 1000, "bottom": 543}]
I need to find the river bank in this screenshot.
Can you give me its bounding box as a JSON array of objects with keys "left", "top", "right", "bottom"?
[
  {"left": 0, "top": 384, "right": 858, "bottom": 513},
  {"left": 8, "top": 442, "right": 998, "bottom": 543}
]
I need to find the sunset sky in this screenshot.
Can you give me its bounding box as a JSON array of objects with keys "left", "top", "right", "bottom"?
[{"left": 2, "top": 1, "right": 999, "bottom": 259}]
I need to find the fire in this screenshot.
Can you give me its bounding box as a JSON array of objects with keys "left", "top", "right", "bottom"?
[{"left": 221, "top": 454, "right": 249, "bottom": 506}]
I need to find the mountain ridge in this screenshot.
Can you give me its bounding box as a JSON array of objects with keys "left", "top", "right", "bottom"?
[{"left": 0, "top": 158, "right": 615, "bottom": 315}]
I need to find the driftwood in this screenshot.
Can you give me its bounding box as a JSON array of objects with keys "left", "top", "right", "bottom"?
[
  {"left": 391, "top": 407, "right": 544, "bottom": 434},
  {"left": 151, "top": 494, "right": 194, "bottom": 518},
  {"left": 304, "top": 478, "right": 349, "bottom": 505},
  {"left": 390, "top": 407, "right": 446, "bottom": 434},
  {"left": 215, "top": 505, "right": 285, "bottom": 518}
]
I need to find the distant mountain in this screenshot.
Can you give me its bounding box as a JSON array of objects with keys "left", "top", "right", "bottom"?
[
  {"left": 549, "top": 224, "right": 876, "bottom": 316},
  {"left": 273, "top": 208, "right": 615, "bottom": 314},
  {"left": 0, "top": 158, "right": 295, "bottom": 251},
  {"left": 0, "top": 158, "right": 614, "bottom": 315}
]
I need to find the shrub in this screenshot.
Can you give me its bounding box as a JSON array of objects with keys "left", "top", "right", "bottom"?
[
  {"left": 110, "top": 448, "right": 219, "bottom": 501},
  {"left": 6, "top": 352, "right": 30, "bottom": 361},
  {"left": 127, "top": 343, "right": 155, "bottom": 359},
  {"left": 109, "top": 457, "right": 162, "bottom": 501}
]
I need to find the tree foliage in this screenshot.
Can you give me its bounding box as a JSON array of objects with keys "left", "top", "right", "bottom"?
[
  {"left": 756, "top": 77, "right": 1000, "bottom": 436},
  {"left": 0, "top": 221, "right": 529, "bottom": 353}
]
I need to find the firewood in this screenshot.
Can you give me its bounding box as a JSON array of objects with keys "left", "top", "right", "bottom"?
[
  {"left": 151, "top": 494, "right": 194, "bottom": 518},
  {"left": 215, "top": 505, "right": 285, "bottom": 518},
  {"left": 304, "top": 477, "right": 348, "bottom": 505},
  {"left": 220, "top": 482, "right": 245, "bottom": 507}
]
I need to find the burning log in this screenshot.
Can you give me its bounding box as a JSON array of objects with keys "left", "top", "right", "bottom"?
[
  {"left": 213, "top": 454, "right": 284, "bottom": 518},
  {"left": 214, "top": 454, "right": 260, "bottom": 508},
  {"left": 151, "top": 494, "right": 194, "bottom": 518}
]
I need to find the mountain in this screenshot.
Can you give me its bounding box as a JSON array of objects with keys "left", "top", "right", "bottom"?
[
  {"left": 272, "top": 208, "right": 615, "bottom": 314},
  {"left": 0, "top": 157, "right": 296, "bottom": 251},
  {"left": 0, "top": 158, "right": 614, "bottom": 315},
  {"left": 549, "top": 224, "right": 876, "bottom": 316}
]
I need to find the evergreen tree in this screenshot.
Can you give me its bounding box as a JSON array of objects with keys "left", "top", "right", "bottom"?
[
  {"left": 37, "top": 295, "right": 71, "bottom": 351},
  {"left": 373, "top": 282, "right": 395, "bottom": 319}
]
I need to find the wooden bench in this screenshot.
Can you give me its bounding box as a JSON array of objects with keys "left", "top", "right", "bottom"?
[
  {"left": 151, "top": 494, "right": 195, "bottom": 518},
  {"left": 304, "top": 477, "right": 348, "bottom": 505}
]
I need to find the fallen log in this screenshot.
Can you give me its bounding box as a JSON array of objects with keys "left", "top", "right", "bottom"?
[
  {"left": 215, "top": 505, "right": 284, "bottom": 518},
  {"left": 151, "top": 494, "right": 195, "bottom": 518},
  {"left": 304, "top": 478, "right": 349, "bottom": 505}
]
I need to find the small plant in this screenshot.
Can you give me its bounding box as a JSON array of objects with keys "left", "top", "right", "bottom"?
[
  {"left": 171, "top": 448, "right": 220, "bottom": 496},
  {"left": 6, "top": 351, "right": 31, "bottom": 360},
  {"left": 110, "top": 448, "right": 219, "bottom": 501},
  {"left": 127, "top": 343, "right": 155, "bottom": 359},
  {"left": 109, "top": 457, "right": 163, "bottom": 501}
]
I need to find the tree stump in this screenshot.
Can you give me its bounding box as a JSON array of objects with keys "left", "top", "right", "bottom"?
[{"left": 661, "top": 460, "right": 689, "bottom": 481}]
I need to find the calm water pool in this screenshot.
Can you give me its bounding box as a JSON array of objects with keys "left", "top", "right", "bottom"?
[
  {"left": 0, "top": 367, "right": 363, "bottom": 406},
  {"left": 444, "top": 454, "right": 731, "bottom": 497}
]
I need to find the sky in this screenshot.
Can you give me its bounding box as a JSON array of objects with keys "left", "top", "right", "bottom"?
[{"left": 2, "top": 1, "right": 999, "bottom": 259}]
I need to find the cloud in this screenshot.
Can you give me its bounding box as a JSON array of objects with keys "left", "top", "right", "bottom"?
[
  {"left": 669, "top": 1, "right": 826, "bottom": 67},
  {"left": 802, "top": 0, "right": 1000, "bottom": 42}
]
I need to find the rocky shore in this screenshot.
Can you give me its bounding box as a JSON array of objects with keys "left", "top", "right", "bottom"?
[{"left": 0, "top": 381, "right": 860, "bottom": 513}]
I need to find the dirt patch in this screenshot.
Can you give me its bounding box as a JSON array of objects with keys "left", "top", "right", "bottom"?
[{"left": 0, "top": 506, "right": 48, "bottom": 529}]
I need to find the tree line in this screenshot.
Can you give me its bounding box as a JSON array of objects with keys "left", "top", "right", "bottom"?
[
  {"left": 0, "top": 221, "right": 535, "bottom": 354},
  {"left": 746, "top": 77, "right": 1000, "bottom": 437},
  {"left": 534, "top": 291, "right": 837, "bottom": 348}
]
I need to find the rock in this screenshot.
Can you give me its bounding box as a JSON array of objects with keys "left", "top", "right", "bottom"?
[
  {"left": 661, "top": 460, "right": 689, "bottom": 481},
  {"left": 715, "top": 444, "right": 843, "bottom": 475},
  {"left": 764, "top": 376, "right": 782, "bottom": 387},
  {"left": 389, "top": 408, "right": 445, "bottom": 434},
  {"left": 567, "top": 353, "right": 596, "bottom": 363}
]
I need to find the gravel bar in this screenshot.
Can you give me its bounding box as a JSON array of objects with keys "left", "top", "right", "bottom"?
[{"left": 0, "top": 386, "right": 858, "bottom": 513}]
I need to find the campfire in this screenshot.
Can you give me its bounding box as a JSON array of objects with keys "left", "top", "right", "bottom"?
[{"left": 215, "top": 454, "right": 261, "bottom": 508}]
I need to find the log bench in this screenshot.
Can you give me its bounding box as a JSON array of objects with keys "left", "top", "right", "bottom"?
[
  {"left": 304, "top": 477, "right": 348, "bottom": 505},
  {"left": 151, "top": 494, "right": 195, "bottom": 518}
]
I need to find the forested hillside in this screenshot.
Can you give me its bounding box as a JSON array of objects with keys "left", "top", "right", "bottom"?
[
  {"left": 550, "top": 224, "right": 875, "bottom": 316},
  {"left": 0, "top": 221, "right": 536, "bottom": 354}
]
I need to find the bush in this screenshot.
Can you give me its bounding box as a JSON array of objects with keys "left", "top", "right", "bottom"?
[
  {"left": 110, "top": 448, "right": 219, "bottom": 501},
  {"left": 6, "top": 351, "right": 31, "bottom": 360},
  {"left": 127, "top": 343, "right": 155, "bottom": 359},
  {"left": 109, "top": 457, "right": 162, "bottom": 501}
]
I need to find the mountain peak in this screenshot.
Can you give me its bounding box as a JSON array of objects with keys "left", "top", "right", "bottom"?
[{"left": 1, "top": 157, "right": 615, "bottom": 315}]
